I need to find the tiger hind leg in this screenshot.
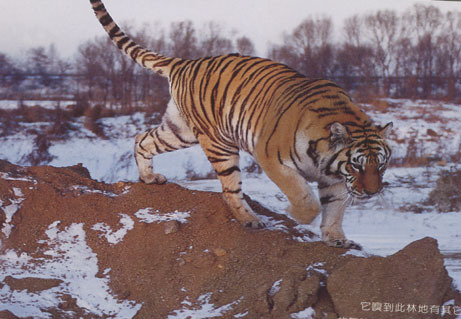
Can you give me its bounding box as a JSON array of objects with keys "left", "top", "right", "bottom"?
[
  {"left": 198, "top": 136, "right": 265, "bottom": 228},
  {"left": 135, "top": 99, "right": 197, "bottom": 184}
]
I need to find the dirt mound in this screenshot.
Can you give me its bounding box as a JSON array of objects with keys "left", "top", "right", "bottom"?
[{"left": 0, "top": 160, "right": 460, "bottom": 319}]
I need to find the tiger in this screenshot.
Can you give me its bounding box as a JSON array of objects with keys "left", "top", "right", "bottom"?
[{"left": 89, "top": 0, "right": 393, "bottom": 249}]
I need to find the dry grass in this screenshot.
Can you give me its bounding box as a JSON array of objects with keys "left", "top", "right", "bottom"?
[{"left": 426, "top": 169, "right": 461, "bottom": 213}]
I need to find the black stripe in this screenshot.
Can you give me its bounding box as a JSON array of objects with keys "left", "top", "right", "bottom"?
[
  {"left": 289, "top": 149, "right": 305, "bottom": 175},
  {"left": 124, "top": 41, "right": 136, "bottom": 52},
  {"left": 116, "top": 37, "right": 129, "bottom": 49},
  {"left": 307, "top": 140, "right": 320, "bottom": 166},
  {"left": 320, "top": 195, "right": 339, "bottom": 205},
  {"left": 324, "top": 152, "right": 341, "bottom": 176},
  {"left": 109, "top": 25, "right": 121, "bottom": 38},
  {"left": 308, "top": 81, "right": 342, "bottom": 92},
  {"left": 93, "top": 4, "right": 105, "bottom": 11},
  {"left": 223, "top": 188, "right": 242, "bottom": 194},
  {"left": 277, "top": 150, "right": 283, "bottom": 165},
  {"left": 136, "top": 151, "right": 150, "bottom": 160},
  {"left": 318, "top": 112, "right": 339, "bottom": 118},
  {"left": 138, "top": 133, "right": 149, "bottom": 152},
  {"left": 100, "top": 14, "right": 112, "bottom": 26},
  {"left": 208, "top": 157, "right": 230, "bottom": 163},
  {"left": 154, "top": 131, "right": 178, "bottom": 152},
  {"left": 217, "top": 166, "right": 240, "bottom": 177}
]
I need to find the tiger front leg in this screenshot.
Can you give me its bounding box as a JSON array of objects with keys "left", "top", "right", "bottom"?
[
  {"left": 255, "top": 154, "right": 321, "bottom": 225},
  {"left": 319, "top": 181, "right": 361, "bottom": 250}
]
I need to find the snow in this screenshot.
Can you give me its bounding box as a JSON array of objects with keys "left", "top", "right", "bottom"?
[
  {"left": 306, "top": 262, "right": 328, "bottom": 276},
  {"left": 269, "top": 279, "right": 283, "bottom": 296},
  {"left": 0, "top": 172, "right": 36, "bottom": 184},
  {"left": 0, "top": 222, "right": 141, "bottom": 318},
  {"left": 72, "top": 184, "right": 130, "bottom": 197},
  {"left": 168, "top": 293, "right": 241, "bottom": 319},
  {"left": 92, "top": 214, "right": 135, "bottom": 245},
  {"left": 290, "top": 307, "right": 316, "bottom": 319},
  {"left": 0, "top": 187, "right": 24, "bottom": 238},
  {"left": 135, "top": 208, "right": 191, "bottom": 224}
]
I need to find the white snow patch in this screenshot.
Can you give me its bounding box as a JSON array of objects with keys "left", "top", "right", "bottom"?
[
  {"left": 92, "top": 214, "right": 135, "bottom": 245},
  {"left": 290, "top": 307, "right": 316, "bottom": 319},
  {"left": 306, "top": 262, "right": 328, "bottom": 276},
  {"left": 341, "top": 248, "right": 370, "bottom": 258},
  {"left": 71, "top": 185, "right": 130, "bottom": 197},
  {"left": 167, "top": 293, "right": 241, "bottom": 319},
  {"left": 135, "top": 208, "right": 190, "bottom": 224},
  {"left": 1, "top": 187, "right": 25, "bottom": 237},
  {"left": 269, "top": 279, "right": 283, "bottom": 296},
  {"left": 0, "top": 222, "right": 141, "bottom": 318},
  {"left": 0, "top": 172, "right": 37, "bottom": 183}
]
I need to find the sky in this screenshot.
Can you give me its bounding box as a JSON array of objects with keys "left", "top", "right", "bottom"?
[{"left": 0, "top": 0, "right": 460, "bottom": 59}]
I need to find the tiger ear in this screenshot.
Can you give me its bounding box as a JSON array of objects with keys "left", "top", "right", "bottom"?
[
  {"left": 330, "top": 122, "right": 350, "bottom": 148},
  {"left": 379, "top": 122, "right": 393, "bottom": 138}
]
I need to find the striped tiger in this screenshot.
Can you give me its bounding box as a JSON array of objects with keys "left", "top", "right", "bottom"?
[{"left": 90, "top": 0, "right": 393, "bottom": 249}]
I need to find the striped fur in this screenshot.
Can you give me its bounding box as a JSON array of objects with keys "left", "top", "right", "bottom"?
[{"left": 90, "top": 0, "right": 393, "bottom": 248}]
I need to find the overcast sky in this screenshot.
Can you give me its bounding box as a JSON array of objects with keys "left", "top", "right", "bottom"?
[{"left": 0, "top": 0, "right": 460, "bottom": 59}]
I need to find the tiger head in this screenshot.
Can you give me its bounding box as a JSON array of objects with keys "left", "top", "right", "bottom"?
[{"left": 327, "top": 121, "right": 393, "bottom": 199}]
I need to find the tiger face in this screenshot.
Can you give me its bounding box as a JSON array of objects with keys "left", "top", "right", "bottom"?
[{"left": 328, "top": 122, "right": 393, "bottom": 199}]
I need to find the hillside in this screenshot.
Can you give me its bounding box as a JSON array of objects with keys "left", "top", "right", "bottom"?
[{"left": 0, "top": 160, "right": 460, "bottom": 319}]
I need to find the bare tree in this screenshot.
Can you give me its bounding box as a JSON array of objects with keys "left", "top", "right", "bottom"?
[
  {"left": 76, "top": 36, "right": 117, "bottom": 102},
  {"left": 436, "top": 11, "right": 461, "bottom": 99},
  {"left": 288, "top": 16, "right": 334, "bottom": 77},
  {"left": 198, "top": 22, "right": 234, "bottom": 56},
  {"left": 0, "top": 53, "right": 24, "bottom": 97},
  {"left": 236, "top": 36, "right": 255, "bottom": 56},
  {"left": 268, "top": 16, "right": 334, "bottom": 79},
  {"left": 26, "top": 46, "right": 54, "bottom": 88},
  {"left": 169, "top": 21, "right": 199, "bottom": 59},
  {"left": 403, "top": 4, "right": 443, "bottom": 97},
  {"left": 364, "top": 10, "right": 400, "bottom": 95}
]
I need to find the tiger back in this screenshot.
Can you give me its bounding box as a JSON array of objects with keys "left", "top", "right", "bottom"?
[{"left": 90, "top": 0, "right": 393, "bottom": 249}]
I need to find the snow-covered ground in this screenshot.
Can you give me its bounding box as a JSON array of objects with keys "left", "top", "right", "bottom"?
[{"left": 1, "top": 98, "right": 461, "bottom": 318}]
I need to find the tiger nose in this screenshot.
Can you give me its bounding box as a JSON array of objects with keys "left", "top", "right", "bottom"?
[
  {"left": 364, "top": 189, "right": 376, "bottom": 196},
  {"left": 364, "top": 184, "right": 382, "bottom": 196}
]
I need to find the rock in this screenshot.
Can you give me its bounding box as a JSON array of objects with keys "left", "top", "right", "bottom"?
[
  {"left": 213, "top": 248, "right": 227, "bottom": 257},
  {"left": 66, "top": 162, "right": 91, "bottom": 178},
  {"left": 269, "top": 267, "right": 321, "bottom": 316},
  {"left": 164, "top": 220, "right": 180, "bottom": 234},
  {"left": 427, "top": 128, "right": 439, "bottom": 137},
  {"left": 327, "top": 237, "right": 453, "bottom": 319}
]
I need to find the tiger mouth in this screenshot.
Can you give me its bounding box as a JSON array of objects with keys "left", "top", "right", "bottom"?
[{"left": 347, "top": 186, "right": 379, "bottom": 200}]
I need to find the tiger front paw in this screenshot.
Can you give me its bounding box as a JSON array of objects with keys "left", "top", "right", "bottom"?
[
  {"left": 325, "top": 239, "right": 362, "bottom": 250},
  {"left": 139, "top": 173, "right": 167, "bottom": 185}
]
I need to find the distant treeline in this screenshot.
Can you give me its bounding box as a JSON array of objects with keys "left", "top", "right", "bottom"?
[{"left": 1, "top": 3, "right": 461, "bottom": 113}]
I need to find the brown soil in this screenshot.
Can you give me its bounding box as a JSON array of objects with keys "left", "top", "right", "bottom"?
[{"left": 0, "top": 160, "right": 459, "bottom": 319}]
